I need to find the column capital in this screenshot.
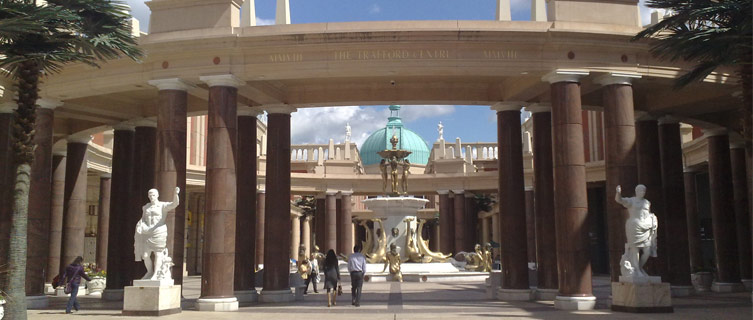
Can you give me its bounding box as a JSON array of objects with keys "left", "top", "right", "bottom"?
[
  {"left": 730, "top": 141, "right": 746, "bottom": 149},
  {"left": 325, "top": 190, "right": 339, "bottom": 196},
  {"left": 464, "top": 192, "right": 475, "bottom": 198},
  {"left": 265, "top": 104, "right": 297, "bottom": 115},
  {"left": 314, "top": 193, "right": 326, "bottom": 199},
  {"left": 238, "top": 106, "right": 263, "bottom": 117},
  {"left": 451, "top": 189, "right": 465, "bottom": 195},
  {"left": 525, "top": 186, "right": 534, "bottom": 191},
  {"left": 37, "top": 99, "right": 63, "bottom": 110},
  {"left": 657, "top": 115, "right": 680, "bottom": 125},
  {"left": 257, "top": 188, "right": 266, "bottom": 194},
  {"left": 437, "top": 189, "right": 450, "bottom": 195},
  {"left": 594, "top": 72, "right": 642, "bottom": 86},
  {"left": 0, "top": 102, "right": 15, "bottom": 113},
  {"left": 53, "top": 149, "right": 67, "bottom": 156},
  {"left": 132, "top": 118, "right": 158, "bottom": 128},
  {"left": 66, "top": 134, "right": 92, "bottom": 144},
  {"left": 683, "top": 166, "right": 700, "bottom": 173},
  {"left": 634, "top": 111, "right": 657, "bottom": 122},
  {"left": 340, "top": 190, "right": 353, "bottom": 196},
  {"left": 491, "top": 101, "right": 526, "bottom": 112},
  {"left": 542, "top": 69, "right": 589, "bottom": 84},
  {"left": 703, "top": 128, "right": 728, "bottom": 137},
  {"left": 147, "top": 78, "right": 195, "bottom": 91},
  {"left": 112, "top": 122, "right": 136, "bottom": 131},
  {"left": 199, "top": 74, "right": 245, "bottom": 88},
  {"left": 100, "top": 173, "right": 112, "bottom": 179},
  {"left": 526, "top": 103, "right": 551, "bottom": 114}
]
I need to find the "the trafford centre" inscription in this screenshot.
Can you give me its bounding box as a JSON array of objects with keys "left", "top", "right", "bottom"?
[
  {"left": 333, "top": 49, "right": 451, "bottom": 60},
  {"left": 482, "top": 50, "right": 517, "bottom": 59}
]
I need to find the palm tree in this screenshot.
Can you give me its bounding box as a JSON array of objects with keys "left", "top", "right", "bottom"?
[
  {"left": 633, "top": 0, "right": 752, "bottom": 140},
  {"left": 0, "top": 1, "right": 141, "bottom": 318}
]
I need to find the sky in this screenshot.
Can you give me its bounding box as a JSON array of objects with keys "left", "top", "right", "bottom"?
[{"left": 123, "top": 0, "right": 656, "bottom": 147}]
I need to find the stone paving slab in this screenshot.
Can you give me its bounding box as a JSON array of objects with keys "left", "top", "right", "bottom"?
[{"left": 28, "top": 276, "right": 752, "bottom": 320}]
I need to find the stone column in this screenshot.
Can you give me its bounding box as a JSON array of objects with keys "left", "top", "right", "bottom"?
[
  {"left": 683, "top": 169, "right": 703, "bottom": 273},
  {"left": 492, "top": 102, "right": 530, "bottom": 300},
  {"left": 46, "top": 153, "right": 65, "bottom": 285},
  {"left": 730, "top": 142, "right": 752, "bottom": 285},
  {"left": 340, "top": 191, "right": 353, "bottom": 255},
  {"left": 235, "top": 108, "right": 259, "bottom": 301},
  {"left": 324, "top": 191, "right": 337, "bottom": 252},
  {"left": 529, "top": 104, "right": 558, "bottom": 299},
  {"left": 315, "top": 196, "right": 325, "bottom": 249},
  {"left": 336, "top": 197, "right": 342, "bottom": 251},
  {"left": 103, "top": 123, "right": 140, "bottom": 296},
  {"left": 635, "top": 116, "right": 668, "bottom": 279},
  {"left": 438, "top": 190, "right": 453, "bottom": 254},
  {"left": 60, "top": 137, "right": 89, "bottom": 277},
  {"left": 260, "top": 105, "right": 296, "bottom": 303},
  {"left": 195, "top": 75, "right": 243, "bottom": 311},
  {"left": 658, "top": 117, "right": 693, "bottom": 293},
  {"left": 597, "top": 73, "right": 640, "bottom": 282},
  {"left": 290, "top": 213, "right": 301, "bottom": 260},
  {"left": 431, "top": 221, "right": 441, "bottom": 253},
  {"left": 129, "top": 122, "right": 157, "bottom": 281},
  {"left": 481, "top": 217, "right": 490, "bottom": 245},
  {"left": 256, "top": 189, "right": 265, "bottom": 265},
  {"left": 544, "top": 70, "right": 595, "bottom": 310},
  {"left": 95, "top": 175, "right": 111, "bottom": 270},
  {"left": 465, "top": 192, "right": 478, "bottom": 250},
  {"left": 452, "top": 190, "right": 466, "bottom": 253},
  {"left": 525, "top": 188, "right": 536, "bottom": 264},
  {"left": 706, "top": 130, "right": 744, "bottom": 292},
  {"left": 26, "top": 100, "right": 60, "bottom": 303},
  {"left": 491, "top": 213, "right": 500, "bottom": 258},
  {"left": 302, "top": 215, "right": 312, "bottom": 258},
  {"left": 148, "top": 78, "right": 191, "bottom": 286}
]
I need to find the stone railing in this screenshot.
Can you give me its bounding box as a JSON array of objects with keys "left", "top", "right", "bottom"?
[{"left": 290, "top": 140, "right": 362, "bottom": 164}]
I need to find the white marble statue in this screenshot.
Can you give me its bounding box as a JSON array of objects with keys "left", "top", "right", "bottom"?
[
  {"left": 135, "top": 187, "right": 180, "bottom": 280},
  {"left": 345, "top": 122, "right": 352, "bottom": 141},
  {"left": 437, "top": 121, "right": 444, "bottom": 141},
  {"left": 614, "top": 184, "right": 658, "bottom": 278}
]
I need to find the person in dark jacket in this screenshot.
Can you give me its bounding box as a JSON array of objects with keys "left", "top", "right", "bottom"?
[
  {"left": 323, "top": 249, "right": 340, "bottom": 307},
  {"left": 58, "top": 256, "right": 90, "bottom": 314}
]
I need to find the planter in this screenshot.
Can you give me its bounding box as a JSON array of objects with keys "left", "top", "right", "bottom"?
[
  {"left": 691, "top": 272, "right": 713, "bottom": 292},
  {"left": 87, "top": 276, "right": 106, "bottom": 294}
]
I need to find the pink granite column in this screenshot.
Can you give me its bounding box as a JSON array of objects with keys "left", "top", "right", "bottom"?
[
  {"left": 95, "top": 175, "right": 111, "bottom": 270},
  {"left": 148, "top": 78, "right": 191, "bottom": 286},
  {"left": 26, "top": 101, "right": 59, "bottom": 300},
  {"left": 315, "top": 196, "right": 325, "bottom": 249},
  {"left": 46, "top": 153, "right": 65, "bottom": 284},
  {"left": 706, "top": 130, "right": 744, "bottom": 292},
  {"left": 493, "top": 102, "right": 530, "bottom": 299},
  {"left": 60, "top": 138, "right": 89, "bottom": 276},
  {"left": 235, "top": 109, "right": 259, "bottom": 300},
  {"left": 324, "top": 191, "right": 337, "bottom": 252},
  {"left": 260, "top": 105, "right": 296, "bottom": 302},
  {"left": 546, "top": 71, "right": 595, "bottom": 309},
  {"left": 452, "top": 190, "right": 466, "bottom": 253},
  {"left": 438, "top": 190, "right": 453, "bottom": 254},
  {"left": 256, "top": 189, "right": 266, "bottom": 265},
  {"left": 683, "top": 169, "right": 703, "bottom": 273},
  {"left": 196, "top": 75, "right": 242, "bottom": 310},
  {"left": 465, "top": 192, "right": 478, "bottom": 250},
  {"left": 129, "top": 123, "right": 157, "bottom": 281},
  {"left": 340, "top": 191, "right": 353, "bottom": 255},
  {"left": 103, "top": 126, "right": 134, "bottom": 301},
  {"left": 730, "top": 142, "right": 752, "bottom": 284},
  {"left": 658, "top": 117, "right": 692, "bottom": 292},
  {"left": 598, "top": 75, "right": 638, "bottom": 282},
  {"left": 529, "top": 105, "right": 558, "bottom": 298}
]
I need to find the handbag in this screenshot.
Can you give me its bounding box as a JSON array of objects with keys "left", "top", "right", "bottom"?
[
  {"left": 64, "top": 282, "right": 72, "bottom": 294},
  {"left": 337, "top": 284, "right": 342, "bottom": 296}
]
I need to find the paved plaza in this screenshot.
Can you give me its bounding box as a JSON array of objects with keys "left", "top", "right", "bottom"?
[{"left": 27, "top": 276, "right": 752, "bottom": 320}]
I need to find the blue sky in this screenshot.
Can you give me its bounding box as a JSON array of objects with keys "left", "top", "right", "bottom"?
[{"left": 123, "top": 0, "right": 654, "bottom": 147}]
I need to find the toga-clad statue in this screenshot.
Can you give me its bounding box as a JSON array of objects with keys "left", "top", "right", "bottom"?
[
  {"left": 135, "top": 187, "right": 180, "bottom": 280},
  {"left": 614, "top": 184, "right": 657, "bottom": 278}
]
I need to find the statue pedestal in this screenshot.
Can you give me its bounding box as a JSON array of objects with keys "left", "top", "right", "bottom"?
[
  {"left": 123, "top": 282, "right": 181, "bottom": 316},
  {"left": 611, "top": 281, "right": 673, "bottom": 313}
]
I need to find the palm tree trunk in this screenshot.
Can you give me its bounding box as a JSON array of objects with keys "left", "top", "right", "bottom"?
[
  {"left": 741, "top": 47, "right": 752, "bottom": 142},
  {"left": 5, "top": 60, "right": 41, "bottom": 320}
]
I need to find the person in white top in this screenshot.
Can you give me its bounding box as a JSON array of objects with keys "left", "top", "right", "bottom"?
[{"left": 347, "top": 243, "right": 367, "bottom": 307}]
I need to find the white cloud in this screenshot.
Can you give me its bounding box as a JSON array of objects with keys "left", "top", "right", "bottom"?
[
  {"left": 256, "top": 17, "right": 275, "bottom": 26},
  {"left": 398, "top": 105, "right": 455, "bottom": 122},
  {"left": 369, "top": 4, "right": 381, "bottom": 14}
]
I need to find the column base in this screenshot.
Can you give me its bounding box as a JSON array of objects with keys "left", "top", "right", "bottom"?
[
  {"left": 711, "top": 281, "right": 745, "bottom": 293},
  {"left": 234, "top": 290, "right": 258, "bottom": 303},
  {"left": 56, "top": 287, "right": 86, "bottom": 297},
  {"left": 259, "top": 289, "right": 294, "bottom": 303},
  {"left": 741, "top": 279, "right": 752, "bottom": 291},
  {"left": 123, "top": 285, "right": 182, "bottom": 316},
  {"left": 497, "top": 288, "right": 533, "bottom": 301},
  {"left": 670, "top": 285, "right": 693, "bottom": 297},
  {"left": 535, "top": 288, "right": 558, "bottom": 301},
  {"left": 554, "top": 296, "right": 596, "bottom": 311},
  {"left": 44, "top": 283, "right": 55, "bottom": 295},
  {"left": 26, "top": 295, "right": 49, "bottom": 309},
  {"left": 485, "top": 271, "right": 502, "bottom": 300},
  {"left": 195, "top": 297, "right": 239, "bottom": 312},
  {"left": 102, "top": 289, "right": 124, "bottom": 301},
  {"left": 611, "top": 282, "right": 673, "bottom": 313}
]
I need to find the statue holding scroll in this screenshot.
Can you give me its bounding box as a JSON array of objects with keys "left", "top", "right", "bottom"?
[
  {"left": 614, "top": 184, "right": 658, "bottom": 278},
  {"left": 135, "top": 187, "right": 180, "bottom": 280}
]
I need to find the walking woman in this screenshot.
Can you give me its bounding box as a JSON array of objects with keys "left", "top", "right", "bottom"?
[
  {"left": 323, "top": 249, "right": 340, "bottom": 307},
  {"left": 58, "top": 256, "right": 91, "bottom": 314}
]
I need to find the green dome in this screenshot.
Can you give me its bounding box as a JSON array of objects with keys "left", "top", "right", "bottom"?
[{"left": 360, "top": 105, "right": 430, "bottom": 166}]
